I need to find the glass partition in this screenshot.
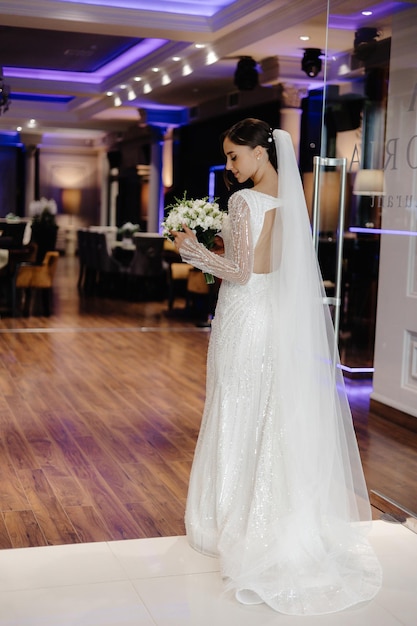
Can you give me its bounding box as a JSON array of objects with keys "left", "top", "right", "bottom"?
[{"left": 311, "top": 0, "right": 417, "bottom": 376}]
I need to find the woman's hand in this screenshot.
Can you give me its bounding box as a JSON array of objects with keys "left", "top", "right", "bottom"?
[
  {"left": 170, "top": 224, "right": 197, "bottom": 252},
  {"left": 212, "top": 235, "right": 224, "bottom": 256}
]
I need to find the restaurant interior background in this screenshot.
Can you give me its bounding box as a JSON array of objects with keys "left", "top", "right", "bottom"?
[{"left": 0, "top": 0, "right": 416, "bottom": 424}]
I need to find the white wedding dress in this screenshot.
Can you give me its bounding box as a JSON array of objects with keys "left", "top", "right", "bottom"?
[{"left": 179, "top": 133, "right": 382, "bottom": 615}]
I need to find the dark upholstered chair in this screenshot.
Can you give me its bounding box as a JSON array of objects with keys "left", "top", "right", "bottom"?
[{"left": 125, "top": 234, "right": 165, "bottom": 300}]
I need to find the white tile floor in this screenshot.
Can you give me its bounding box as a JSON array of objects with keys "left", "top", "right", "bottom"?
[{"left": 0, "top": 520, "right": 415, "bottom": 625}]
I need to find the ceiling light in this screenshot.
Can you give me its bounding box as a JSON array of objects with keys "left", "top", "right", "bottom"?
[
  {"left": 16, "top": 126, "right": 22, "bottom": 132},
  {"left": 152, "top": 67, "right": 159, "bottom": 72},
  {"left": 182, "top": 63, "right": 192, "bottom": 76},
  {"left": 27, "top": 119, "right": 37, "bottom": 128},
  {"left": 106, "top": 91, "right": 114, "bottom": 96},
  {"left": 114, "top": 95, "right": 122, "bottom": 107},
  {"left": 362, "top": 10, "right": 373, "bottom": 16},
  {"left": 337, "top": 63, "right": 350, "bottom": 76},
  {"left": 299, "top": 36, "right": 310, "bottom": 42},
  {"left": 301, "top": 48, "right": 322, "bottom": 78},
  {"left": 172, "top": 56, "right": 181, "bottom": 62},
  {"left": 133, "top": 76, "right": 142, "bottom": 82},
  {"left": 119, "top": 84, "right": 127, "bottom": 89},
  {"left": 195, "top": 43, "right": 205, "bottom": 49},
  {"left": 234, "top": 57, "right": 259, "bottom": 91},
  {"left": 0, "top": 74, "right": 11, "bottom": 116},
  {"left": 143, "top": 82, "right": 152, "bottom": 94},
  {"left": 162, "top": 73, "right": 171, "bottom": 86},
  {"left": 127, "top": 87, "right": 136, "bottom": 100},
  {"left": 206, "top": 50, "right": 218, "bottom": 65}
]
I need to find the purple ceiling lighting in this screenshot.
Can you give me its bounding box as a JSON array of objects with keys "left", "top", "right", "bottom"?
[
  {"left": 55, "top": 0, "right": 235, "bottom": 17},
  {"left": 3, "top": 39, "right": 168, "bottom": 84},
  {"left": 350, "top": 227, "right": 417, "bottom": 236},
  {"left": 328, "top": 1, "right": 408, "bottom": 30}
]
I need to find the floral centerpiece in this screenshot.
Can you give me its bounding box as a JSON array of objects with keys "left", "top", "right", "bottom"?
[
  {"left": 28, "top": 197, "right": 58, "bottom": 225},
  {"left": 161, "top": 193, "right": 225, "bottom": 284},
  {"left": 118, "top": 221, "right": 140, "bottom": 240}
]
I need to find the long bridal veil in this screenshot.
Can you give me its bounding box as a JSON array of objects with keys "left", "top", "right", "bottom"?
[{"left": 238, "top": 128, "right": 383, "bottom": 613}]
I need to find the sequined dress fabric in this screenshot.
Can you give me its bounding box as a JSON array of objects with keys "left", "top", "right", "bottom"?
[{"left": 180, "top": 188, "right": 382, "bottom": 615}]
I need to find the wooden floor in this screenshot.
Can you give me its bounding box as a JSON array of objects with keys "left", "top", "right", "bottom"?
[{"left": 0, "top": 255, "right": 416, "bottom": 549}]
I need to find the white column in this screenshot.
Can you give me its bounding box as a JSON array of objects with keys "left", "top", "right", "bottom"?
[
  {"left": 147, "top": 127, "right": 164, "bottom": 233},
  {"left": 20, "top": 132, "right": 43, "bottom": 215},
  {"left": 108, "top": 169, "right": 119, "bottom": 228},
  {"left": 278, "top": 83, "right": 307, "bottom": 161},
  {"left": 24, "top": 146, "right": 37, "bottom": 215},
  {"left": 98, "top": 149, "right": 110, "bottom": 226},
  {"left": 280, "top": 108, "right": 302, "bottom": 160}
]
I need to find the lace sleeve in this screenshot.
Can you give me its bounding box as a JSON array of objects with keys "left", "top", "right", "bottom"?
[{"left": 179, "top": 193, "right": 252, "bottom": 285}]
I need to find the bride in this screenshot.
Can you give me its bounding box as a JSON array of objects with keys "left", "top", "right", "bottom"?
[{"left": 170, "top": 118, "right": 382, "bottom": 615}]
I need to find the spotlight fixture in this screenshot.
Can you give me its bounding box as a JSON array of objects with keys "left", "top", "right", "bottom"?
[
  {"left": 301, "top": 49, "right": 322, "bottom": 78},
  {"left": 353, "top": 27, "right": 380, "bottom": 61},
  {"left": 234, "top": 56, "right": 258, "bottom": 91},
  {"left": 0, "top": 73, "right": 11, "bottom": 115}
]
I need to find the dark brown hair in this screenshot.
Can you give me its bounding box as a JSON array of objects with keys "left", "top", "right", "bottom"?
[{"left": 221, "top": 118, "right": 278, "bottom": 189}]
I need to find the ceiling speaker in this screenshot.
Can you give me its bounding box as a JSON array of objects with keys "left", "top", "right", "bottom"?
[{"left": 234, "top": 57, "right": 259, "bottom": 91}]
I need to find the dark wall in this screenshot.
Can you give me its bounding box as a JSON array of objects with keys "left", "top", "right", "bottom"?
[
  {"left": 300, "top": 86, "right": 364, "bottom": 173},
  {"left": 0, "top": 146, "right": 23, "bottom": 216}
]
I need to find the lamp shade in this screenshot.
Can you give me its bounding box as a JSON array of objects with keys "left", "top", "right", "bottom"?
[
  {"left": 61, "top": 188, "right": 81, "bottom": 215},
  {"left": 353, "top": 169, "right": 385, "bottom": 196}
]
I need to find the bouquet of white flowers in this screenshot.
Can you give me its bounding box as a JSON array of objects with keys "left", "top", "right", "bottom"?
[{"left": 161, "top": 193, "right": 225, "bottom": 284}]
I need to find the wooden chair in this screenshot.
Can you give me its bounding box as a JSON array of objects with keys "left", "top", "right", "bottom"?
[
  {"left": 186, "top": 268, "right": 218, "bottom": 323},
  {"left": 15, "top": 251, "right": 59, "bottom": 316}
]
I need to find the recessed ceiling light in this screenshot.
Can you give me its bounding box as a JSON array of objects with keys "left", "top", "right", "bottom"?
[
  {"left": 300, "top": 36, "right": 310, "bottom": 41},
  {"left": 206, "top": 50, "right": 218, "bottom": 65},
  {"left": 106, "top": 91, "right": 113, "bottom": 96},
  {"left": 133, "top": 76, "right": 142, "bottom": 82},
  {"left": 195, "top": 43, "right": 205, "bottom": 49},
  {"left": 362, "top": 10, "right": 373, "bottom": 16},
  {"left": 119, "top": 84, "right": 127, "bottom": 89},
  {"left": 182, "top": 63, "right": 193, "bottom": 76},
  {"left": 152, "top": 67, "right": 159, "bottom": 72},
  {"left": 16, "top": 126, "right": 22, "bottom": 132},
  {"left": 172, "top": 56, "right": 181, "bottom": 62}
]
